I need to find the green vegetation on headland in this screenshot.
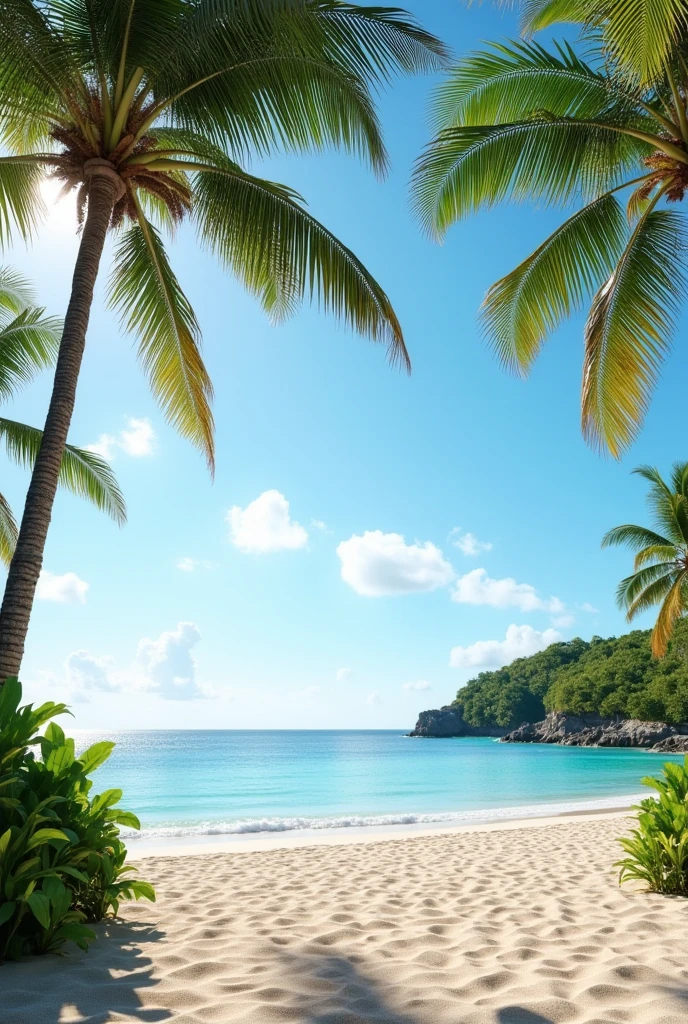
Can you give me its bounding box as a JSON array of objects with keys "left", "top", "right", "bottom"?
[{"left": 453, "top": 621, "right": 688, "bottom": 730}]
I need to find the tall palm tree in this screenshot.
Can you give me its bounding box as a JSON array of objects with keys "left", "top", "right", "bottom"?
[
  {"left": 412, "top": 19, "right": 688, "bottom": 460},
  {"left": 602, "top": 464, "right": 688, "bottom": 658},
  {"left": 0, "top": 0, "right": 447, "bottom": 679},
  {"left": 0, "top": 266, "right": 125, "bottom": 563}
]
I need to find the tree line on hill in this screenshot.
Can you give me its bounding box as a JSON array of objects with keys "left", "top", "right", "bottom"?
[{"left": 453, "top": 621, "right": 688, "bottom": 730}]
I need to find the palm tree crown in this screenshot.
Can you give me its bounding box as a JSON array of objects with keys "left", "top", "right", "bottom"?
[
  {"left": 412, "top": 14, "right": 688, "bottom": 458},
  {"left": 603, "top": 464, "right": 688, "bottom": 657},
  {"left": 2, "top": 0, "right": 447, "bottom": 468}
]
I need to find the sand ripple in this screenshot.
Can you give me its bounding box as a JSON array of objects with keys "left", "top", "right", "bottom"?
[{"left": 2, "top": 817, "right": 688, "bottom": 1023}]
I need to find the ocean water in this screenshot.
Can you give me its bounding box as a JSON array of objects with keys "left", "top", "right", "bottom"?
[{"left": 72, "top": 730, "right": 683, "bottom": 840}]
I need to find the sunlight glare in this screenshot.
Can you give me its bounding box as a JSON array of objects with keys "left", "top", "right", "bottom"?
[{"left": 39, "top": 176, "right": 78, "bottom": 233}]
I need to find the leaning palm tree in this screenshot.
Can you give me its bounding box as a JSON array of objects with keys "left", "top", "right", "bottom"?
[
  {"left": 0, "top": 0, "right": 447, "bottom": 678},
  {"left": 602, "top": 464, "right": 688, "bottom": 658},
  {"left": 0, "top": 266, "right": 125, "bottom": 563},
  {"left": 412, "top": 27, "right": 688, "bottom": 459}
]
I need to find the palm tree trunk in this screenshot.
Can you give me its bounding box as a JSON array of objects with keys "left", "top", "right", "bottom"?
[{"left": 0, "top": 162, "right": 122, "bottom": 681}]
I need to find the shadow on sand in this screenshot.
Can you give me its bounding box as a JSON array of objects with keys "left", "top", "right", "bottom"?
[
  {"left": 279, "top": 950, "right": 558, "bottom": 1024},
  {"left": 0, "top": 918, "right": 168, "bottom": 1024}
]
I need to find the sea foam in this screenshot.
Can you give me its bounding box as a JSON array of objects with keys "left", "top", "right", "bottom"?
[{"left": 124, "top": 793, "right": 642, "bottom": 840}]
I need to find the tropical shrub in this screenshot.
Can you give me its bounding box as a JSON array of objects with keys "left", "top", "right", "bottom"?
[
  {"left": 616, "top": 758, "right": 688, "bottom": 896},
  {"left": 0, "top": 678, "right": 154, "bottom": 960}
]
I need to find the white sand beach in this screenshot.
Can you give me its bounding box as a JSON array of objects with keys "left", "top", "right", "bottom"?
[{"left": 2, "top": 813, "right": 688, "bottom": 1024}]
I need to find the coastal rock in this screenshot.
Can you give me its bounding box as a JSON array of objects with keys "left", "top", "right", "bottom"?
[
  {"left": 652, "top": 734, "right": 688, "bottom": 753},
  {"left": 502, "top": 711, "right": 688, "bottom": 749},
  {"left": 409, "top": 705, "right": 508, "bottom": 738}
]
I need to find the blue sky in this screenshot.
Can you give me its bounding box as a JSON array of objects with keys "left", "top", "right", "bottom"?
[{"left": 5, "top": 1, "right": 687, "bottom": 729}]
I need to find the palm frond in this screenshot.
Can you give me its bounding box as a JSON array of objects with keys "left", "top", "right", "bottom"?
[
  {"left": 582, "top": 209, "right": 686, "bottom": 458},
  {"left": 520, "top": 0, "right": 603, "bottom": 34},
  {"left": 634, "top": 544, "right": 681, "bottom": 569},
  {"left": 0, "top": 265, "right": 35, "bottom": 314},
  {"left": 669, "top": 461, "right": 688, "bottom": 498},
  {"left": 0, "top": 416, "right": 126, "bottom": 523},
  {"left": 192, "top": 156, "right": 408, "bottom": 369},
  {"left": 107, "top": 214, "right": 215, "bottom": 473},
  {"left": 411, "top": 119, "right": 647, "bottom": 238},
  {"left": 0, "top": 490, "right": 18, "bottom": 566},
  {"left": 0, "top": 158, "right": 45, "bottom": 248},
  {"left": 481, "top": 192, "right": 627, "bottom": 374},
  {"left": 602, "top": 0, "right": 688, "bottom": 87},
  {"left": 430, "top": 39, "right": 654, "bottom": 132},
  {"left": 601, "top": 523, "right": 675, "bottom": 550},
  {"left": 650, "top": 572, "right": 688, "bottom": 657},
  {"left": 0, "top": 307, "right": 61, "bottom": 398},
  {"left": 617, "top": 561, "right": 677, "bottom": 611}
]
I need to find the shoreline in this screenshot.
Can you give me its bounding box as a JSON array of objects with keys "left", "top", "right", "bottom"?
[{"left": 128, "top": 803, "right": 635, "bottom": 858}]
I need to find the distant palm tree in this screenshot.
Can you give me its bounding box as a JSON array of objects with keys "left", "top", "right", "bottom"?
[
  {"left": 412, "top": 27, "right": 688, "bottom": 459},
  {"left": 603, "top": 464, "right": 688, "bottom": 657},
  {"left": 0, "top": 0, "right": 447, "bottom": 678},
  {"left": 0, "top": 267, "right": 125, "bottom": 563}
]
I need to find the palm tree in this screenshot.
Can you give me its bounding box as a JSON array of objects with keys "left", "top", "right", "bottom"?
[
  {"left": 0, "top": 266, "right": 125, "bottom": 562},
  {"left": 0, "top": 0, "right": 447, "bottom": 679},
  {"left": 602, "top": 464, "right": 688, "bottom": 658},
  {"left": 412, "top": 19, "right": 688, "bottom": 460}
]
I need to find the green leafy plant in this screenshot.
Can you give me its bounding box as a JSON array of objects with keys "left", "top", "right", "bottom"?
[
  {"left": 0, "top": 678, "right": 154, "bottom": 960},
  {"left": 616, "top": 757, "right": 688, "bottom": 895}
]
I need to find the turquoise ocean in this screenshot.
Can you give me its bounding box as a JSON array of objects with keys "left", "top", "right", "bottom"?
[{"left": 73, "top": 730, "right": 683, "bottom": 840}]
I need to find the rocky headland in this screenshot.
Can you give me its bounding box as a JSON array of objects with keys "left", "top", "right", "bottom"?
[
  {"left": 410, "top": 707, "right": 688, "bottom": 750},
  {"left": 502, "top": 711, "right": 688, "bottom": 751},
  {"left": 408, "top": 705, "right": 508, "bottom": 738}
]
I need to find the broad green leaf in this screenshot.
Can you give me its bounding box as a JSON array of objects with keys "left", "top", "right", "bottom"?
[
  {"left": 46, "top": 738, "right": 75, "bottom": 775},
  {"left": 78, "top": 741, "right": 115, "bottom": 775},
  {"left": 27, "top": 890, "right": 50, "bottom": 928},
  {"left": 25, "top": 828, "right": 69, "bottom": 851},
  {"left": 129, "top": 880, "right": 156, "bottom": 902},
  {"left": 0, "top": 900, "right": 16, "bottom": 925},
  {"left": 108, "top": 809, "right": 141, "bottom": 830}
]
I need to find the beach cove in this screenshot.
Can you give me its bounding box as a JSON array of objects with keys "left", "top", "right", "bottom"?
[{"left": 3, "top": 813, "right": 688, "bottom": 1024}]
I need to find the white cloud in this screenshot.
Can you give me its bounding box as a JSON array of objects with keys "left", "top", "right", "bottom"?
[
  {"left": 87, "top": 434, "right": 117, "bottom": 460},
  {"left": 311, "top": 519, "right": 329, "bottom": 532},
  {"left": 88, "top": 417, "right": 156, "bottom": 461},
  {"left": 365, "top": 691, "right": 381, "bottom": 705},
  {"left": 176, "top": 557, "right": 214, "bottom": 573},
  {"left": 451, "top": 568, "right": 564, "bottom": 614},
  {"left": 450, "top": 528, "right": 493, "bottom": 557},
  {"left": 137, "top": 622, "right": 204, "bottom": 700},
  {"left": 403, "top": 680, "right": 431, "bottom": 691},
  {"left": 450, "top": 624, "right": 563, "bottom": 671},
  {"left": 336, "top": 667, "right": 352, "bottom": 682},
  {"left": 36, "top": 570, "right": 89, "bottom": 604},
  {"left": 581, "top": 602, "right": 599, "bottom": 614},
  {"left": 337, "top": 531, "right": 455, "bottom": 597},
  {"left": 65, "top": 650, "right": 117, "bottom": 701},
  {"left": 228, "top": 490, "right": 308, "bottom": 553},
  {"left": 119, "top": 417, "right": 156, "bottom": 457}
]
